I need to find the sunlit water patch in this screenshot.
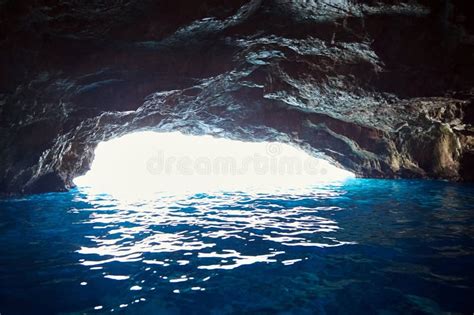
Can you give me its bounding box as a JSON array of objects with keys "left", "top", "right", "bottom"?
[{"left": 1, "top": 179, "right": 474, "bottom": 314}]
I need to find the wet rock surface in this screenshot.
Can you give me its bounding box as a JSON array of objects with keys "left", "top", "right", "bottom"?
[{"left": 1, "top": 0, "right": 473, "bottom": 194}]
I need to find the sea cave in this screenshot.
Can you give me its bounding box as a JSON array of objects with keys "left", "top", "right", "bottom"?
[{"left": 0, "top": 0, "right": 473, "bottom": 314}]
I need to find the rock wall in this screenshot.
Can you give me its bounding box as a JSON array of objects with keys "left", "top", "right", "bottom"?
[{"left": 1, "top": 0, "right": 473, "bottom": 194}]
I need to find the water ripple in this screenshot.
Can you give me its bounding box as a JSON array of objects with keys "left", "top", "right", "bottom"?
[
  {"left": 2, "top": 179, "right": 474, "bottom": 314},
  {"left": 74, "top": 188, "right": 354, "bottom": 281}
]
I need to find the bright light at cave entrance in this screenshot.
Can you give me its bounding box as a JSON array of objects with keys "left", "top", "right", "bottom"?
[{"left": 73, "top": 131, "right": 354, "bottom": 196}]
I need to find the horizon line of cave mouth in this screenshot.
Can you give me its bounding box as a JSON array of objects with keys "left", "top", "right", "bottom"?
[{"left": 73, "top": 131, "right": 355, "bottom": 195}]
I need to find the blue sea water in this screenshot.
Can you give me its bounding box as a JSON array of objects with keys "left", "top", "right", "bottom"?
[{"left": 0, "top": 179, "right": 473, "bottom": 314}]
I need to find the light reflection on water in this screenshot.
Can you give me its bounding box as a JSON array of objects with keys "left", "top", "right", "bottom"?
[
  {"left": 75, "top": 185, "right": 355, "bottom": 276},
  {"left": 1, "top": 179, "right": 474, "bottom": 314}
]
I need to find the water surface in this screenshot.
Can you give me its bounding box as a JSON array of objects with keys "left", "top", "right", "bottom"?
[{"left": 1, "top": 179, "right": 473, "bottom": 314}]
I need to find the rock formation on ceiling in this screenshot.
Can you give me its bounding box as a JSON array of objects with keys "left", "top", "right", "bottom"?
[{"left": 0, "top": 0, "right": 473, "bottom": 194}]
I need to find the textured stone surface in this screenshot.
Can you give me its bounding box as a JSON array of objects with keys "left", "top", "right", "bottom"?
[{"left": 1, "top": 0, "right": 473, "bottom": 194}]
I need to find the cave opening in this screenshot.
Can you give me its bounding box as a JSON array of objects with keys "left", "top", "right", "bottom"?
[{"left": 73, "top": 131, "right": 354, "bottom": 196}]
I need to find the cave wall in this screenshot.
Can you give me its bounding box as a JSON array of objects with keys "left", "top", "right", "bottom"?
[{"left": 0, "top": 0, "right": 473, "bottom": 194}]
